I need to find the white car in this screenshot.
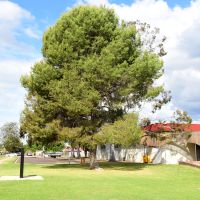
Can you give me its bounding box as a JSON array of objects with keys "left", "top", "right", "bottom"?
[{"left": 6, "top": 153, "right": 17, "bottom": 157}]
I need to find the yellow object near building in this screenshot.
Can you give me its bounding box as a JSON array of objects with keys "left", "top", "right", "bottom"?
[{"left": 143, "top": 155, "right": 151, "bottom": 163}]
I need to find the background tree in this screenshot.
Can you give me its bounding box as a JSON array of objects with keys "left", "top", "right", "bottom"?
[
  {"left": 20, "top": 6, "right": 167, "bottom": 169},
  {"left": 142, "top": 109, "right": 192, "bottom": 148},
  {"left": 169, "top": 110, "right": 192, "bottom": 146},
  {"left": 0, "top": 122, "right": 22, "bottom": 152},
  {"left": 97, "top": 113, "right": 141, "bottom": 163}
]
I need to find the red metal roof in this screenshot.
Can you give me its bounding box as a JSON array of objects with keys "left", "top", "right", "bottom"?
[
  {"left": 188, "top": 124, "right": 200, "bottom": 131},
  {"left": 144, "top": 123, "right": 200, "bottom": 132}
]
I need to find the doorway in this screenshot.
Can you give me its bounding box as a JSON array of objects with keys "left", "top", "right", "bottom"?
[{"left": 196, "top": 144, "right": 200, "bottom": 161}]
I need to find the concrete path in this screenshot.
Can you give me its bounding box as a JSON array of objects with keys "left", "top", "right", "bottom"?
[
  {"left": 179, "top": 161, "right": 200, "bottom": 168},
  {"left": 0, "top": 175, "right": 43, "bottom": 181}
]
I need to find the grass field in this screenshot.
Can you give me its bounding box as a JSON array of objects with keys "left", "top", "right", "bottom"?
[{"left": 0, "top": 158, "right": 200, "bottom": 200}]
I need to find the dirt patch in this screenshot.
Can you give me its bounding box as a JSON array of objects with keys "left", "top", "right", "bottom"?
[
  {"left": 179, "top": 161, "right": 200, "bottom": 168},
  {"left": 0, "top": 157, "right": 12, "bottom": 164}
]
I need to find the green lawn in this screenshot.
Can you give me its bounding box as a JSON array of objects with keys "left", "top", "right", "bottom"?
[{"left": 0, "top": 158, "right": 200, "bottom": 200}]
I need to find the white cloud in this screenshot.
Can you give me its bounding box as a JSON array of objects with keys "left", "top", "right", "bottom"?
[
  {"left": 24, "top": 27, "right": 41, "bottom": 39},
  {"left": 0, "top": 1, "right": 41, "bottom": 58},
  {"left": 77, "top": 0, "right": 109, "bottom": 6},
  {"left": 0, "top": 60, "right": 34, "bottom": 84},
  {"left": 0, "top": 1, "right": 41, "bottom": 126},
  {"left": 179, "top": 20, "right": 200, "bottom": 58},
  {"left": 138, "top": 102, "right": 177, "bottom": 122},
  {"left": 0, "top": 1, "right": 33, "bottom": 22},
  {"left": 0, "top": 58, "right": 40, "bottom": 126},
  {"left": 78, "top": 0, "right": 200, "bottom": 122}
]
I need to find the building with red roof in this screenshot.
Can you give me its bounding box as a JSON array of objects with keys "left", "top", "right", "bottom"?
[
  {"left": 142, "top": 123, "right": 200, "bottom": 162},
  {"left": 144, "top": 123, "right": 200, "bottom": 133},
  {"left": 97, "top": 123, "right": 200, "bottom": 164}
]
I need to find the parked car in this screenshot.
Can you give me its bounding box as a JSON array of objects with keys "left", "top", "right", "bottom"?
[
  {"left": 6, "top": 153, "right": 18, "bottom": 157},
  {"left": 27, "top": 152, "right": 33, "bottom": 156},
  {"left": 47, "top": 152, "right": 62, "bottom": 158},
  {"left": 16, "top": 152, "right": 21, "bottom": 156}
]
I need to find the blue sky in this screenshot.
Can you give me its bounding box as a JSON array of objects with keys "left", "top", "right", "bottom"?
[{"left": 0, "top": 0, "right": 200, "bottom": 126}]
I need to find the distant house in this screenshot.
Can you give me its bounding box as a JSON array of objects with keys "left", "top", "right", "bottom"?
[{"left": 96, "top": 124, "right": 200, "bottom": 164}]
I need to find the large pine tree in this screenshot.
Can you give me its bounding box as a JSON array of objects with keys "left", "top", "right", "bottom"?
[{"left": 20, "top": 6, "right": 166, "bottom": 168}]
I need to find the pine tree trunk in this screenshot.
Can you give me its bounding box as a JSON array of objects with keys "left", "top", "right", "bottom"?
[
  {"left": 89, "top": 149, "right": 99, "bottom": 170},
  {"left": 109, "top": 144, "right": 116, "bottom": 162},
  {"left": 71, "top": 148, "right": 75, "bottom": 158},
  {"left": 123, "top": 148, "right": 127, "bottom": 161},
  {"left": 77, "top": 145, "right": 80, "bottom": 158},
  {"left": 84, "top": 148, "right": 87, "bottom": 157}
]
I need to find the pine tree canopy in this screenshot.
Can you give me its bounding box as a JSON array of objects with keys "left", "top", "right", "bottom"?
[{"left": 20, "top": 6, "right": 165, "bottom": 148}]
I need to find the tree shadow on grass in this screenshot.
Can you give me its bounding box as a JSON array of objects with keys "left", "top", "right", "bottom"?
[{"left": 42, "top": 162, "right": 154, "bottom": 171}]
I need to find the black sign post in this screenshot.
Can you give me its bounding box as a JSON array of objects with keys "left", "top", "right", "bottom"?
[{"left": 20, "top": 148, "right": 24, "bottom": 178}]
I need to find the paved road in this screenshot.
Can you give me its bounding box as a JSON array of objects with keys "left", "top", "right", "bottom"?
[{"left": 15, "top": 157, "right": 79, "bottom": 164}]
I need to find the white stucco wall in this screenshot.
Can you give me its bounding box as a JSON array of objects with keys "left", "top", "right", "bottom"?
[
  {"left": 96, "top": 144, "right": 194, "bottom": 164},
  {"left": 152, "top": 144, "right": 193, "bottom": 164}
]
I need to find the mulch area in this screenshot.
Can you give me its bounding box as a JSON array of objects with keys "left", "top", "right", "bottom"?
[
  {"left": 15, "top": 156, "right": 80, "bottom": 164},
  {"left": 179, "top": 161, "right": 200, "bottom": 168}
]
